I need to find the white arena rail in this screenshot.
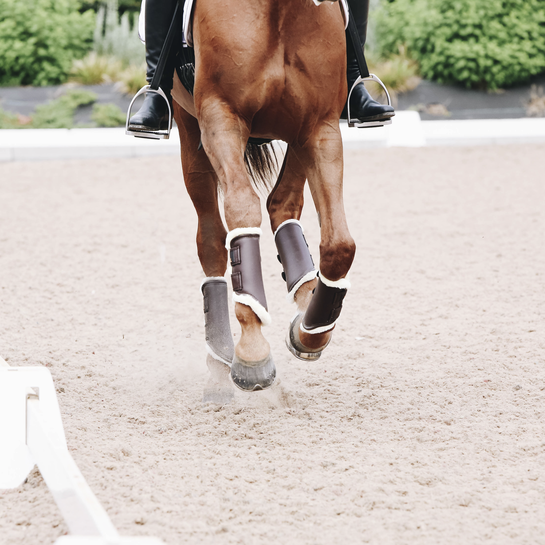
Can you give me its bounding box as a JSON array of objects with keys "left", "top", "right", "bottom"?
[{"left": 0, "top": 356, "right": 164, "bottom": 545}]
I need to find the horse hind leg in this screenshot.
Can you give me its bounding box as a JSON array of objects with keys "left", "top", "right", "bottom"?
[
  {"left": 174, "top": 102, "right": 235, "bottom": 403},
  {"left": 285, "top": 126, "right": 356, "bottom": 360},
  {"left": 267, "top": 147, "right": 318, "bottom": 315}
]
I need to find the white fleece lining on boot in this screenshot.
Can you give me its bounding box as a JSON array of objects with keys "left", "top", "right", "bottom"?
[
  {"left": 273, "top": 218, "right": 304, "bottom": 239},
  {"left": 200, "top": 275, "right": 227, "bottom": 293},
  {"left": 205, "top": 343, "right": 232, "bottom": 367},
  {"left": 300, "top": 321, "right": 336, "bottom": 335},
  {"left": 287, "top": 270, "right": 318, "bottom": 303},
  {"left": 319, "top": 272, "right": 351, "bottom": 290},
  {"left": 233, "top": 293, "right": 272, "bottom": 326},
  {"left": 225, "top": 227, "right": 262, "bottom": 249}
]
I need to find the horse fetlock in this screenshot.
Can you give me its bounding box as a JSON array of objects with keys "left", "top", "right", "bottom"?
[
  {"left": 286, "top": 313, "right": 331, "bottom": 361},
  {"left": 294, "top": 278, "right": 317, "bottom": 312},
  {"left": 201, "top": 277, "right": 235, "bottom": 366},
  {"left": 234, "top": 303, "right": 271, "bottom": 362},
  {"left": 274, "top": 219, "right": 317, "bottom": 304},
  {"left": 301, "top": 274, "right": 350, "bottom": 334},
  {"left": 227, "top": 228, "right": 271, "bottom": 326}
]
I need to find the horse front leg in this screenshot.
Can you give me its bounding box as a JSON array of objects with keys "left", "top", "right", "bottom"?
[
  {"left": 286, "top": 125, "right": 356, "bottom": 360},
  {"left": 174, "top": 103, "right": 234, "bottom": 403},
  {"left": 197, "top": 101, "right": 275, "bottom": 391}
]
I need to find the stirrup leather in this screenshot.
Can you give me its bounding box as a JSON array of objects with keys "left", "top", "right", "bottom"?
[
  {"left": 347, "top": 74, "right": 393, "bottom": 129},
  {"left": 125, "top": 85, "right": 172, "bottom": 140}
]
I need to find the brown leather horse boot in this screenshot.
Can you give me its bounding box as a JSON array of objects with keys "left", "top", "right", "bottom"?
[
  {"left": 287, "top": 273, "right": 350, "bottom": 361},
  {"left": 227, "top": 228, "right": 276, "bottom": 391}
]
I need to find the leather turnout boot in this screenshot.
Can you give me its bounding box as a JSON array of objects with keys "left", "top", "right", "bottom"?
[
  {"left": 343, "top": 0, "right": 395, "bottom": 124},
  {"left": 128, "top": 0, "right": 178, "bottom": 133}
]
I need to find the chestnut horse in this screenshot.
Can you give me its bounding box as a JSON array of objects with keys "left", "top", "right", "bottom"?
[{"left": 171, "top": 0, "right": 355, "bottom": 393}]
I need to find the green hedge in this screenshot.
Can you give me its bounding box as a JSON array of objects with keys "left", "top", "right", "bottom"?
[
  {"left": 374, "top": 0, "right": 545, "bottom": 89},
  {"left": 0, "top": 0, "right": 94, "bottom": 86}
]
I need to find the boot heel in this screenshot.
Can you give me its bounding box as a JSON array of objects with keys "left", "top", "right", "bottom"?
[
  {"left": 347, "top": 74, "right": 394, "bottom": 129},
  {"left": 125, "top": 85, "right": 172, "bottom": 140}
]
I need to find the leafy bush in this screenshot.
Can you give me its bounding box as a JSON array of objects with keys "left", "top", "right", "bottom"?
[
  {"left": 0, "top": 0, "right": 95, "bottom": 87},
  {"left": 70, "top": 52, "right": 124, "bottom": 84},
  {"left": 0, "top": 108, "right": 21, "bottom": 129},
  {"left": 91, "top": 103, "right": 126, "bottom": 126},
  {"left": 374, "top": 0, "right": 545, "bottom": 89},
  {"left": 0, "top": 89, "right": 127, "bottom": 128},
  {"left": 117, "top": 63, "right": 147, "bottom": 94},
  {"left": 80, "top": 0, "right": 140, "bottom": 18},
  {"left": 71, "top": 0, "right": 145, "bottom": 89},
  {"left": 31, "top": 89, "right": 97, "bottom": 128},
  {"left": 368, "top": 46, "right": 421, "bottom": 95},
  {"left": 93, "top": 0, "right": 144, "bottom": 67}
]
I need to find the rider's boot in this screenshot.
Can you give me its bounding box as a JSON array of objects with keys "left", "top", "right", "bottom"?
[
  {"left": 128, "top": 0, "right": 178, "bottom": 134},
  {"left": 343, "top": 0, "right": 395, "bottom": 125}
]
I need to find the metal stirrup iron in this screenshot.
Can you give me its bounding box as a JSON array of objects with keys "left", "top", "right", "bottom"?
[
  {"left": 125, "top": 1, "right": 182, "bottom": 140},
  {"left": 345, "top": 4, "right": 392, "bottom": 129}
]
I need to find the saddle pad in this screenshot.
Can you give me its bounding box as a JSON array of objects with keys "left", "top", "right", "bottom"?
[{"left": 139, "top": 0, "right": 349, "bottom": 47}]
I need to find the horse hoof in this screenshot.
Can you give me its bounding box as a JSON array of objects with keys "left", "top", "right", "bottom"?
[
  {"left": 230, "top": 353, "right": 276, "bottom": 392},
  {"left": 202, "top": 355, "right": 235, "bottom": 405},
  {"left": 285, "top": 313, "right": 329, "bottom": 361}
]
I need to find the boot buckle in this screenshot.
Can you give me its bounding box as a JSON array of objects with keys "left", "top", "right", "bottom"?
[
  {"left": 125, "top": 85, "right": 172, "bottom": 140},
  {"left": 347, "top": 74, "right": 393, "bottom": 129}
]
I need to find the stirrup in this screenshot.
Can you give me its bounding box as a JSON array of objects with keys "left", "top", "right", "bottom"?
[
  {"left": 125, "top": 84, "right": 172, "bottom": 140},
  {"left": 347, "top": 74, "right": 393, "bottom": 129}
]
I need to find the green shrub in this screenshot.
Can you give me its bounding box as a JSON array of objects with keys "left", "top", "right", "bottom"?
[
  {"left": 80, "top": 0, "right": 140, "bottom": 18},
  {"left": 374, "top": 0, "right": 545, "bottom": 89},
  {"left": 0, "top": 90, "right": 128, "bottom": 128},
  {"left": 31, "top": 89, "right": 97, "bottom": 128},
  {"left": 91, "top": 102, "right": 126, "bottom": 126},
  {"left": 93, "top": 0, "right": 144, "bottom": 67},
  {"left": 368, "top": 46, "right": 421, "bottom": 95},
  {"left": 117, "top": 63, "right": 147, "bottom": 94},
  {"left": 0, "top": 0, "right": 95, "bottom": 87},
  {"left": 0, "top": 108, "right": 21, "bottom": 129},
  {"left": 70, "top": 52, "right": 124, "bottom": 84}
]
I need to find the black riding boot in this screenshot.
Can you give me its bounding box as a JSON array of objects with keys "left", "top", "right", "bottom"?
[
  {"left": 128, "top": 0, "right": 178, "bottom": 132},
  {"left": 343, "top": 0, "right": 395, "bottom": 124}
]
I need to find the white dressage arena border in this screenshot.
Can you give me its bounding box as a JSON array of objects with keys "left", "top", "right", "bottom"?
[
  {"left": 1, "top": 112, "right": 545, "bottom": 161},
  {"left": 0, "top": 356, "right": 164, "bottom": 545}
]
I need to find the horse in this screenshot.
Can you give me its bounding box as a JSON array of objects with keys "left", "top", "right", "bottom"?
[{"left": 171, "top": 0, "right": 356, "bottom": 393}]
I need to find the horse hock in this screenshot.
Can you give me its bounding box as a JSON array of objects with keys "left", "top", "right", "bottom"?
[
  {"left": 287, "top": 274, "right": 350, "bottom": 361},
  {"left": 227, "top": 228, "right": 276, "bottom": 391},
  {"left": 274, "top": 219, "right": 317, "bottom": 303}
]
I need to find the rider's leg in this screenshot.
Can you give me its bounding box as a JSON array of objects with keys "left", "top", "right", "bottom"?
[
  {"left": 343, "top": 0, "right": 395, "bottom": 123},
  {"left": 128, "top": 0, "right": 178, "bottom": 131}
]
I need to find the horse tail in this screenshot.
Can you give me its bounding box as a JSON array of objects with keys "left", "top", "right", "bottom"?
[{"left": 244, "top": 141, "right": 278, "bottom": 194}]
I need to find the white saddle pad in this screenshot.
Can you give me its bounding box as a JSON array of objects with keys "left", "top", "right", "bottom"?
[{"left": 139, "top": 0, "right": 349, "bottom": 47}]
